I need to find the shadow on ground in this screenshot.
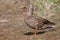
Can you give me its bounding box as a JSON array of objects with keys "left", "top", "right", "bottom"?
[{"left": 23, "top": 31, "right": 45, "bottom": 35}]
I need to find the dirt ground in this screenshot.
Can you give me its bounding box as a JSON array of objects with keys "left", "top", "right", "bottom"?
[{"left": 0, "top": 0, "right": 60, "bottom": 40}]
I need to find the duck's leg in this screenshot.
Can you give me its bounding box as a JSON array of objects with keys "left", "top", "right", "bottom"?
[{"left": 34, "top": 27, "right": 38, "bottom": 38}]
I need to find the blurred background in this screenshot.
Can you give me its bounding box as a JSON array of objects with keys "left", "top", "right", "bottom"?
[{"left": 0, "top": 0, "right": 60, "bottom": 40}]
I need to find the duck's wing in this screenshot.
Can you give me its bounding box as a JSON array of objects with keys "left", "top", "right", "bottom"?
[
  {"left": 43, "top": 19, "right": 55, "bottom": 25},
  {"left": 35, "top": 17, "right": 55, "bottom": 25}
]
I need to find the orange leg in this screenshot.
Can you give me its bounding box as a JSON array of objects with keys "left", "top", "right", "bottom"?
[{"left": 34, "top": 27, "right": 38, "bottom": 38}]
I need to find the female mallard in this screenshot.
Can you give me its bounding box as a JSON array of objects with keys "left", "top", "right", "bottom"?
[{"left": 24, "top": 4, "right": 55, "bottom": 37}]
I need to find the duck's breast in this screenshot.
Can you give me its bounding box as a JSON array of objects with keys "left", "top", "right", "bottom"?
[{"left": 25, "top": 17, "right": 38, "bottom": 27}]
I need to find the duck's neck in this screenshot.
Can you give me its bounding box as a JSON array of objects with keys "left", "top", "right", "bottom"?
[{"left": 27, "top": 4, "right": 33, "bottom": 17}]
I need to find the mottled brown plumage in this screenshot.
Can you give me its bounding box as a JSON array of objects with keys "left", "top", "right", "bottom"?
[
  {"left": 24, "top": 4, "right": 55, "bottom": 37},
  {"left": 24, "top": 4, "right": 55, "bottom": 29},
  {"left": 24, "top": 15, "right": 55, "bottom": 30}
]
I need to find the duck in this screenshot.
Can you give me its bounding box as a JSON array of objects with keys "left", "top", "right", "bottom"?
[{"left": 24, "top": 4, "right": 55, "bottom": 37}]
